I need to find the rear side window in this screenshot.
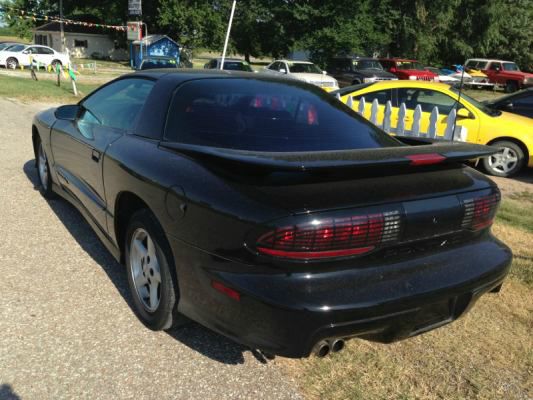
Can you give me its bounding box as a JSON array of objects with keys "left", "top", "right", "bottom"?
[
  {"left": 81, "top": 78, "right": 155, "bottom": 132},
  {"left": 164, "top": 79, "right": 400, "bottom": 152}
]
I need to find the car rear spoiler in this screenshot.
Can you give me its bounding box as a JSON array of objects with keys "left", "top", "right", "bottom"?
[{"left": 159, "top": 141, "right": 497, "bottom": 172}]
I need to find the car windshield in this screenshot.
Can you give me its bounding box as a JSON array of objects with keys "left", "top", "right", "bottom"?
[
  {"left": 353, "top": 60, "right": 383, "bottom": 70},
  {"left": 468, "top": 61, "right": 488, "bottom": 69},
  {"left": 450, "top": 87, "right": 501, "bottom": 117},
  {"left": 5, "top": 44, "right": 25, "bottom": 52},
  {"left": 140, "top": 58, "right": 177, "bottom": 70},
  {"left": 223, "top": 61, "right": 253, "bottom": 72},
  {"left": 502, "top": 62, "right": 520, "bottom": 72},
  {"left": 0, "top": 43, "right": 15, "bottom": 50},
  {"left": 165, "top": 79, "right": 400, "bottom": 152},
  {"left": 397, "top": 61, "right": 425, "bottom": 70},
  {"left": 288, "top": 62, "right": 322, "bottom": 74}
]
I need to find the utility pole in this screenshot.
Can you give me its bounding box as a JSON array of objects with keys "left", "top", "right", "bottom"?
[
  {"left": 59, "top": 0, "right": 65, "bottom": 53},
  {"left": 220, "top": 0, "right": 236, "bottom": 70}
]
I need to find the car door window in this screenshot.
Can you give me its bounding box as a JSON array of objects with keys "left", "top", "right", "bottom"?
[
  {"left": 489, "top": 63, "right": 502, "bottom": 71},
  {"left": 268, "top": 62, "right": 279, "bottom": 71},
  {"left": 353, "top": 89, "right": 393, "bottom": 106},
  {"left": 78, "top": 78, "right": 155, "bottom": 138},
  {"left": 25, "top": 47, "right": 39, "bottom": 54},
  {"left": 38, "top": 47, "right": 54, "bottom": 55},
  {"left": 397, "top": 88, "right": 458, "bottom": 114}
]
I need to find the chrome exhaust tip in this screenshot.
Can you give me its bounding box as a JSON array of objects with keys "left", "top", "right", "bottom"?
[
  {"left": 330, "top": 339, "right": 345, "bottom": 353},
  {"left": 312, "top": 340, "right": 330, "bottom": 358}
]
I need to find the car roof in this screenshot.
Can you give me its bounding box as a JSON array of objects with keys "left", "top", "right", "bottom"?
[
  {"left": 128, "top": 68, "right": 313, "bottom": 84},
  {"left": 466, "top": 58, "right": 514, "bottom": 63},
  {"left": 276, "top": 60, "right": 314, "bottom": 64},
  {"left": 212, "top": 57, "right": 245, "bottom": 62},
  {"left": 333, "top": 56, "right": 379, "bottom": 61},
  {"left": 340, "top": 80, "right": 453, "bottom": 92},
  {"left": 379, "top": 58, "right": 418, "bottom": 62}
]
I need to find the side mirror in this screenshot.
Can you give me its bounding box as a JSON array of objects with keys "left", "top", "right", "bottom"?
[
  {"left": 390, "top": 67, "right": 397, "bottom": 73},
  {"left": 22, "top": 50, "right": 29, "bottom": 54},
  {"left": 456, "top": 108, "right": 473, "bottom": 119},
  {"left": 54, "top": 104, "right": 80, "bottom": 121},
  {"left": 322, "top": 70, "right": 327, "bottom": 75},
  {"left": 279, "top": 68, "right": 287, "bottom": 74}
]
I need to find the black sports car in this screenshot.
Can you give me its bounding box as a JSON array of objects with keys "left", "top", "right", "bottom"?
[
  {"left": 32, "top": 70, "right": 512, "bottom": 358},
  {"left": 484, "top": 88, "right": 533, "bottom": 119}
]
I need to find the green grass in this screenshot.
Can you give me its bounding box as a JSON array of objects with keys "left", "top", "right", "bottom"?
[
  {"left": 497, "top": 195, "right": 533, "bottom": 234},
  {"left": 0, "top": 34, "right": 30, "bottom": 44},
  {"left": 0, "top": 74, "right": 100, "bottom": 103}
]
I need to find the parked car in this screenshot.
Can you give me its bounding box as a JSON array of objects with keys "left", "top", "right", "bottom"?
[
  {"left": 0, "top": 44, "right": 70, "bottom": 69},
  {"left": 465, "top": 58, "right": 533, "bottom": 93},
  {"left": 332, "top": 80, "right": 533, "bottom": 177},
  {"left": 32, "top": 71, "right": 511, "bottom": 358},
  {"left": 204, "top": 57, "right": 253, "bottom": 72},
  {"left": 378, "top": 58, "right": 438, "bottom": 81},
  {"left": 139, "top": 56, "right": 178, "bottom": 70},
  {"left": 264, "top": 59, "right": 339, "bottom": 91},
  {"left": 484, "top": 88, "right": 533, "bottom": 119},
  {"left": 425, "top": 66, "right": 473, "bottom": 84},
  {"left": 326, "top": 56, "right": 397, "bottom": 87}
]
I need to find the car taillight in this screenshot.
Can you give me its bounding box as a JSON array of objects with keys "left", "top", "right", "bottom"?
[
  {"left": 462, "top": 192, "right": 500, "bottom": 231},
  {"left": 256, "top": 211, "right": 401, "bottom": 260}
]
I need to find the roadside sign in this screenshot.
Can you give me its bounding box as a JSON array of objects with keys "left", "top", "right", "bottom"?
[
  {"left": 128, "top": 0, "right": 142, "bottom": 16},
  {"left": 127, "top": 21, "right": 142, "bottom": 41}
]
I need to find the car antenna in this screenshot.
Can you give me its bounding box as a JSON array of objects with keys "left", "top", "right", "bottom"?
[{"left": 451, "top": 65, "right": 466, "bottom": 142}]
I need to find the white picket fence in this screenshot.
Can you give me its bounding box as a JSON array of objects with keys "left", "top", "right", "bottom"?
[{"left": 337, "top": 94, "right": 467, "bottom": 142}]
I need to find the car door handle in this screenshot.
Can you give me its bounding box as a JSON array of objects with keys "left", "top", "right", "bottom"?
[{"left": 91, "top": 149, "right": 101, "bottom": 162}]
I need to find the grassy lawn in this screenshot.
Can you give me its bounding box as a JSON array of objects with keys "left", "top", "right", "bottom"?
[
  {"left": 282, "top": 197, "right": 533, "bottom": 399},
  {"left": 0, "top": 35, "right": 30, "bottom": 44},
  {"left": 0, "top": 75, "right": 100, "bottom": 104}
]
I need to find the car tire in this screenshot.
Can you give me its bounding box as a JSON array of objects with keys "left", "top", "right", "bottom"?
[
  {"left": 125, "top": 209, "right": 187, "bottom": 331},
  {"left": 482, "top": 140, "right": 525, "bottom": 177},
  {"left": 6, "top": 57, "right": 18, "bottom": 70},
  {"left": 36, "top": 140, "right": 56, "bottom": 199},
  {"left": 505, "top": 81, "right": 518, "bottom": 93},
  {"left": 51, "top": 59, "right": 62, "bottom": 69}
]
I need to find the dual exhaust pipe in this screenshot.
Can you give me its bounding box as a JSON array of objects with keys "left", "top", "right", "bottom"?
[{"left": 312, "top": 338, "right": 345, "bottom": 358}]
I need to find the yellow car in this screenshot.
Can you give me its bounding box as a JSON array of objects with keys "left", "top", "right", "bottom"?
[{"left": 333, "top": 80, "right": 533, "bottom": 177}]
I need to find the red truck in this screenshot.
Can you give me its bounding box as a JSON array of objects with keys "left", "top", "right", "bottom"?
[
  {"left": 465, "top": 58, "right": 533, "bottom": 93},
  {"left": 378, "top": 58, "right": 438, "bottom": 81}
]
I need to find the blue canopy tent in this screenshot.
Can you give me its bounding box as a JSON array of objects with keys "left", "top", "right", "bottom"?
[{"left": 130, "top": 35, "right": 180, "bottom": 69}]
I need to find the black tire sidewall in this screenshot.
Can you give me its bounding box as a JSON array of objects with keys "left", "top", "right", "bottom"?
[
  {"left": 482, "top": 141, "right": 525, "bottom": 177},
  {"left": 505, "top": 81, "right": 518, "bottom": 93},
  {"left": 125, "top": 209, "right": 179, "bottom": 331},
  {"left": 37, "top": 141, "right": 55, "bottom": 198}
]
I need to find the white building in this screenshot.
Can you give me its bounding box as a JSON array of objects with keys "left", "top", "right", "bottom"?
[{"left": 33, "top": 21, "right": 128, "bottom": 60}]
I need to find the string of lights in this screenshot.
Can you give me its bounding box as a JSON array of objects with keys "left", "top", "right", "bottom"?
[{"left": 0, "top": 6, "right": 127, "bottom": 31}]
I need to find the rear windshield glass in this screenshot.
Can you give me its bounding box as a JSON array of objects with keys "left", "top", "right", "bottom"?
[
  {"left": 288, "top": 62, "right": 322, "bottom": 74},
  {"left": 223, "top": 61, "right": 253, "bottom": 72},
  {"left": 164, "top": 79, "right": 400, "bottom": 152},
  {"left": 397, "top": 61, "right": 424, "bottom": 70}
]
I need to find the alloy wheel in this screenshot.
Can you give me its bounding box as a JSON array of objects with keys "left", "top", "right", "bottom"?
[
  {"left": 129, "top": 228, "right": 162, "bottom": 312},
  {"left": 487, "top": 147, "right": 519, "bottom": 175}
]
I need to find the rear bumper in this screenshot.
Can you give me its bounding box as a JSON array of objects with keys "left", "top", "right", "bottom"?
[{"left": 169, "top": 234, "right": 511, "bottom": 358}]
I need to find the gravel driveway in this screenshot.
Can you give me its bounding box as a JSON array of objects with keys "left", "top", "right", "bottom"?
[{"left": 0, "top": 98, "right": 302, "bottom": 400}]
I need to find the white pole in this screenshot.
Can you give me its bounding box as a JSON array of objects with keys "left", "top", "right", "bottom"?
[{"left": 220, "top": 0, "right": 237, "bottom": 70}]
